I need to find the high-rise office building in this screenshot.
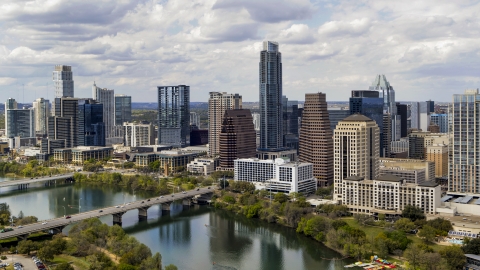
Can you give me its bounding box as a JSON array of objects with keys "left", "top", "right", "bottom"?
[
  {"left": 92, "top": 83, "right": 114, "bottom": 138},
  {"left": 298, "top": 93, "right": 333, "bottom": 187},
  {"left": 123, "top": 122, "right": 155, "bottom": 147},
  {"left": 426, "top": 100, "right": 435, "bottom": 113},
  {"left": 282, "top": 96, "right": 299, "bottom": 136},
  {"left": 252, "top": 113, "right": 260, "bottom": 131},
  {"left": 208, "top": 92, "right": 242, "bottom": 156},
  {"left": 157, "top": 85, "right": 190, "bottom": 147},
  {"left": 430, "top": 113, "right": 448, "bottom": 133},
  {"left": 32, "top": 98, "right": 50, "bottom": 135},
  {"left": 333, "top": 114, "right": 380, "bottom": 200},
  {"left": 6, "top": 108, "right": 35, "bottom": 138},
  {"left": 449, "top": 89, "right": 480, "bottom": 193},
  {"left": 53, "top": 65, "right": 74, "bottom": 98},
  {"left": 190, "top": 112, "right": 199, "bottom": 127},
  {"left": 47, "top": 97, "right": 81, "bottom": 149},
  {"left": 327, "top": 108, "right": 350, "bottom": 131},
  {"left": 218, "top": 109, "right": 256, "bottom": 169},
  {"left": 78, "top": 99, "right": 105, "bottom": 147},
  {"left": 382, "top": 114, "right": 392, "bottom": 157},
  {"left": 5, "top": 98, "right": 18, "bottom": 137},
  {"left": 259, "top": 41, "right": 283, "bottom": 150},
  {"left": 370, "top": 74, "right": 396, "bottom": 115},
  {"left": 349, "top": 90, "right": 385, "bottom": 155},
  {"left": 115, "top": 94, "right": 132, "bottom": 126},
  {"left": 396, "top": 103, "right": 408, "bottom": 137}
]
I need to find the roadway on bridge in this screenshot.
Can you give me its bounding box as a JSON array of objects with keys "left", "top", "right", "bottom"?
[
  {"left": 0, "top": 187, "right": 214, "bottom": 240},
  {"left": 0, "top": 173, "right": 76, "bottom": 188}
]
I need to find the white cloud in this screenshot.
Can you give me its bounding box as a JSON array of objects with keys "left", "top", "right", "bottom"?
[{"left": 0, "top": 0, "right": 480, "bottom": 103}]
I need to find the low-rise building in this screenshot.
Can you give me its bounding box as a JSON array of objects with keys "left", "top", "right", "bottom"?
[
  {"left": 341, "top": 174, "right": 440, "bottom": 217},
  {"left": 187, "top": 158, "right": 217, "bottom": 175},
  {"left": 53, "top": 146, "right": 113, "bottom": 163},
  {"left": 234, "top": 158, "right": 317, "bottom": 194},
  {"left": 134, "top": 150, "right": 199, "bottom": 175},
  {"left": 379, "top": 158, "right": 435, "bottom": 183},
  {"left": 465, "top": 254, "right": 480, "bottom": 270}
]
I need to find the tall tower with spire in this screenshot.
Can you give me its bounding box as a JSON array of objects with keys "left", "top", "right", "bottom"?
[{"left": 259, "top": 41, "right": 283, "bottom": 150}]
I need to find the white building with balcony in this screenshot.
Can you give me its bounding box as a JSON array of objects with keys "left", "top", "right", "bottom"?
[{"left": 234, "top": 158, "right": 317, "bottom": 194}]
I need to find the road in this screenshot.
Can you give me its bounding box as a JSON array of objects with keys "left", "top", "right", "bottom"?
[
  {"left": 0, "top": 173, "right": 76, "bottom": 188},
  {"left": 0, "top": 187, "right": 214, "bottom": 240}
]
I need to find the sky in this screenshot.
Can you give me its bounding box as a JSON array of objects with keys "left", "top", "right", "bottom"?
[{"left": 1, "top": 0, "right": 480, "bottom": 103}]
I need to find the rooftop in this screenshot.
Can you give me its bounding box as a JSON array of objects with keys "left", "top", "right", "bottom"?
[
  {"left": 376, "top": 174, "right": 403, "bottom": 182},
  {"left": 342, "top": 113, "right": 373, "bottom": 122},
  {"left": 418, "top": 181, "right": 439, "bottom": 187},
  {"left": 344, "top": 175, "right": 365, "bottom": 181}
]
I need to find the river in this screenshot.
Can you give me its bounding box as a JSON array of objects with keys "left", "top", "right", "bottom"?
[{"left": 0, "top": 177, "right": 352, "bottom": 270}]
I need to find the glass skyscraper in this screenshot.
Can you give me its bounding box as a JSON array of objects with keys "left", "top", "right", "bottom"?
[
  {"left": 259, "top": 41, "right": 283, "bottom": 150},
  {"left": 115, "top": 94, "right": 132, "bottom": 125},
  {"left": 449, "top": 89, "right": 480, "bottom": 193},
  {"left": 78, "top": 99, "right": 105, "bottom": 147},
  {"left": 157, "top": 85, "right": 190, "bottom": 147}
]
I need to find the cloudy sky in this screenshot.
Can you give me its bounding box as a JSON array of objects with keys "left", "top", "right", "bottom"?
[{"left": 1, "top": 0, "right": 479, "bottom": 103}]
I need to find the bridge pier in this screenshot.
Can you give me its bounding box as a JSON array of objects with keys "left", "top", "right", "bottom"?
[
  {"left": 18, "top": 183, "right": 30, "bottom": 190},
  {"left": 49, "top": 226, "right": 66, "bottom": 235},
  {"left": 161, "top": 202, "right": 172, "bottom": 215},
  {"left": 17, "top": 234, "right": 29, "bottom": 241},
  {"left": 182, "top": 197, "right": 193, "bottom": 210},
  {"left": 112, "top": 212, "right": 126, "bottom": 226},
  {"left": 138, "top": 206, "right": 150, "bottom": 221}
]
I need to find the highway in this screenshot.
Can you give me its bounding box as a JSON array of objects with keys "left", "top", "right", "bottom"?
[
  {"left": 0, "top": 187, "right": 214, "bottom": 240},
  {"left": 0, "top": 173, "right": 76, "bottom": 188}
]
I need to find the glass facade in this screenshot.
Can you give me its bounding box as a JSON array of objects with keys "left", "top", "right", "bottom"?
[
  {"left": 157, "top": 85, "right": 190, "bottom": 147},
  {"left": 78, "top": 99, "right": 105, "bottom": 147},
  {"left": 115, "top": 95, "right": 132, "bottom": 125},
  {"left": 259, "top": 41, "right": 283, "bottom": 150},
  {"left": 449, "top": 89, "right": 480, "bottom": 193}
]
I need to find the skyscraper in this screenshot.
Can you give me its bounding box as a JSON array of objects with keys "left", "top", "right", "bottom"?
[
  {"left": 5, "top": 98, "right": 17, "bottom": 137},
  {"left": 349, "top": 90, "right": 385, "bottom": 155},
  {"left": 298, "top": 93, "right": 333, "bottom": 187},
  {"left": 78, "top": 99, "right": 105, "bottom": 146},
  {"left": 6, "top": 107, "right": 35, "bottom": 138},
  {"left": 48, "top": 97, "right": 81, "bottom": 148},
  {"left": 370, "top": 74, "right": 396, "bottom": 115},
  {"left": 396, "top": 103, "right": 408, "bottom": 137},
  {"left": 157, "top": 85, "right": 190, "bottom": 147},
  {"left": 218, "top": 109, "right": 256, "bottom": 169},
  {"left": 208, "top": 92, "right": 242, "bottom": 156},
  {"left": 449, "top": 89, "right": 480, "bottom": 193},
  {"left": 92, "top": 83, "right": 115, "bottom": 138},
  {"left": 115, "top": 94, "right": 132, "bottom": 126},
  {"left": 333, "top": 114, "right": 380, "bottom": 200},
  {"left": 53, "top": 65, "right": 74, "bottom": 98},
  {"left": 32, "top": 98, "right": 50, "bottom": 135},
  {"left": 259, "top": 41, "right": 283, "bottom": 150},
  {"left": 430, "top": 113, "right": 448, "bottom": 133}
]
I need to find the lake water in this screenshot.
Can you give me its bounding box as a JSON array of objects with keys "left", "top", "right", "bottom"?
[{"left": 0, "top": 178, "right": 352, "bottom": 270}]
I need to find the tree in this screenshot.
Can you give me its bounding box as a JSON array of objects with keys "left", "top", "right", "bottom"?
[
  {"left": 54, "top": 263, "right": 74, "bottom": 270},
  {"left": 17, "top": 211, "right": 24, "bottom": 219},
  {"left": 439, "top": 246, "right": 465, "bottom": 270},
  {"left": 17, "top": 240, "right": 37, "bottom": 255},
  {"left": 274, "top": 193, "right": 289, "bottom": 203},
  {"left": 402, "top": 205, "right": 425, "bottom": 221},
  {"left": 426, "top": 218, "right": 453, "bottom": 236},
  {"left": 139, "top": 252, "right": 162, "bottom": 270},
  {"left": 37, "top": 245, "right": 55, "bottom": 262},
  {"left": 419, "top": 252, "right": 445, "bottom": 270},
  {"left": 404, "top": 244, "right": 425, "bottom": 270},
  {"left": 218, "top": 179, "right": 229, "bottom": 189},
  {"left": 463, "top": 238, "right": 480, "bottom": 254},
  {"left": 87, "top": 251, "right": 114, "bottom": 270},
  {"left": 394, "top": 218, "right": 416, "bottom": 233},
  {"left": 418, "top": 225, "right": 436, "bottom": 243},
  {"left": 165, "top": 264, "right": 178, "bottom": 270}
]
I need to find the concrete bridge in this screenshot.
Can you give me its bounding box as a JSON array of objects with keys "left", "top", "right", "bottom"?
[
  {"left": 0, "top": 187, "right": 214, "bottom": 241},
  {"left": 0, "top": 173, "right": 78, "bottom": 190}
]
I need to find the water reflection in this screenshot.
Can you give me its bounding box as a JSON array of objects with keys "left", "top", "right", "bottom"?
[{"left": 0, "top": 181, "right": 353, "bottom": 269}]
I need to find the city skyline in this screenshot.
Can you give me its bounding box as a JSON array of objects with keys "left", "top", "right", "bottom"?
[{"left": 1, "top": 1, "right": 480, "bottom": 103}]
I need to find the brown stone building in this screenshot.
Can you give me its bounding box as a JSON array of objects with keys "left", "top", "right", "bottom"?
[
  {"left": 298, "top": 93, "right": 334, "bottom": 187},
  {"left": 218, "top": 109, "right": 256, "bottom": 170}
]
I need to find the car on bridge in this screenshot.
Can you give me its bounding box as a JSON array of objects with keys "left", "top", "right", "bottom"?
[
  {"left": 65, "top": 216, "right": 71, "bottom": 219},
  {"left": 41, "top": 222, "right": 47, "bottom": 225}
]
